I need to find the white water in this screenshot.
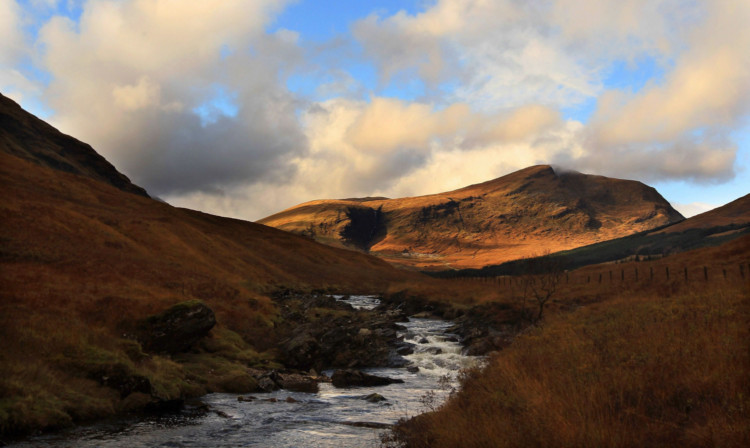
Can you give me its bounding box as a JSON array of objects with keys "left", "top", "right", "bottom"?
[{"left": 10, "top": 296, "right": 480, "bottom": 448}]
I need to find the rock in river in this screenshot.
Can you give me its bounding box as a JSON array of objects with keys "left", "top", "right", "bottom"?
[{"left": 331, "top": 369, "right": 404, "bottom": 388}]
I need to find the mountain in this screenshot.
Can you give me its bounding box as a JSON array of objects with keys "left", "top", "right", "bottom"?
[{"left": 259, "top": 165, "right": 684, "bottom": 270}]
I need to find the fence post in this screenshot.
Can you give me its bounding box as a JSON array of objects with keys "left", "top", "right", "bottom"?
[
  {"left": 723, "top": 269, "right": 727, "bottom": 280},
  {"left": 598, "top": 273, "right": 602, "bottom": 283},
  {"left": 621, "top": 269, "right": 625, "bottom": 281},
  {"left": 684, "top": 267, "right": 688, "bottom": 282},
  {"left": 609, "top": 270, "right": 613, "bottom": 282},
  {"left": 666, "top": 266, "right": 670, "bottom": 280},
  {"left": 704, "top": 266, "right": 708, "bottom": 281}
]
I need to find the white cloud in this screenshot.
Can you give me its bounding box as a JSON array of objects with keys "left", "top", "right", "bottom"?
[
  {"left": 349, "top": 0, "right": 746, "bottom": 188},
  {"left": 573, "top": 0, "right": 750, "bottom": 182},
  {"left": 111, "top": 76, "right": 163, "bottom": 111},
  {"left": 672, "top": 201, "right": 717, "bottom": 218},
  {"left": 8, "top": 0, "right": 748, "bottom": 221},
  {"left": 34, "top": 0, "right": 303, "bottom": 196},
  {"left": 0, "top": 0, "right": 45, "bottom": 102},
  {"left": 0, "top": 0, "right": 24, "bottom": 65}
]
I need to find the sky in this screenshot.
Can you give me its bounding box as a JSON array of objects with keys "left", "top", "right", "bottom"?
[{"left": 2, "top": 0, "right": 749, "bottom": 220}]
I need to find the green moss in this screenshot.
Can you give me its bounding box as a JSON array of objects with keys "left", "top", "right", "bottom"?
[
  {"left": 118, "top": 339, "right": 148, "bottom": 362},
  {"left": 0, "top": 300, "right": 276, "bottom": 436},
  {"left": 0, "top": 395, "right": 73, "bottom": 434},
  {"left": 144, "top": 357, "right": 194, "bottom": 400},
  {"left": 209, "top": 372, "right": 258, "bottom": 394}
]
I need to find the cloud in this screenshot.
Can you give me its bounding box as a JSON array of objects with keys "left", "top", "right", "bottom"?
[
  {"left": 573, "top": 0, "right": 750, "bottom": 182},
  {"left": 344, "top": 97, "right": 561, "bottom": 154},
  {"left": 350, "top": 0, "right": 746, "bottom": 187},
  {"left": 0, "top": 0, "right": 24, "bottom": 65},
  {"left": 352, "top": 0, "right": 684, "bottom": 109},
  {"left": 0, "top": 0, "right": 45, "bottom": 103},
  {"left": 33, "top": 0, "right": 303, "bottom": 196},
  {"left": 671, "top": 201, "right": 716, "bottom": 218},
  {"left": 9, "top": 0, "right": 748, "bottom": 221}
]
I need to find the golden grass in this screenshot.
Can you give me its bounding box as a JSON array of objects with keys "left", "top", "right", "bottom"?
[{"left": 388, "top": 281, "right": 750, "bottom": 448}]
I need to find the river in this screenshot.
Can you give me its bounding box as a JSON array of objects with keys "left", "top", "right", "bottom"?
[{"left": 10, "top": 296, "right": 480, "bottom": 448}]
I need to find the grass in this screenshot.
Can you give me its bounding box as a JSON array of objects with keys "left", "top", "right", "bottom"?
[{"left": 386, "top": 281, "right": 750, "bottom": 448}]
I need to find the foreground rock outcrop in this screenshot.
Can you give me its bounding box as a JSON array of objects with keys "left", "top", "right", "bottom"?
[
  {"left": 273, "top": 292, "right": 410, "bottom": 372},
  {"left": 134, "top": 300, "right": 216, "bottom": 354}
]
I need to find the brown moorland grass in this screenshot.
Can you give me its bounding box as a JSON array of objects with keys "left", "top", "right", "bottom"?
[
  {"left": 386, "top": 239, "right": 750, "bottom": 448},
  {"left": 444, "top": 232, "right": 750, "bottom": 306}
]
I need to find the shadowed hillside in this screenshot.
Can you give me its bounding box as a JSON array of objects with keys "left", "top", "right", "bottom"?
[
  {"left": 260, "top": 165, "right": 684, "bottom": 270},
  {"left": 0, "top": 94, "right": 148, "bottom": 198}
]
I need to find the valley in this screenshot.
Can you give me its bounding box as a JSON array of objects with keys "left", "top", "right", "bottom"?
[{"left": 1, "top": 93, "right": 748, "bottom": 447}]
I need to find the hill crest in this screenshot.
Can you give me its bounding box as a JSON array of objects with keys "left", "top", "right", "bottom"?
[{"left": 259, "top": 165, "right": 685, "bottom": 270}]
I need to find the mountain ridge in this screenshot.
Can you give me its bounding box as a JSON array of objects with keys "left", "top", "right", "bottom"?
[
  {"left": 0, "top": 93, "right": 148, "bottom": 197},
  {"left": 259, "top": 165, "right": 685, "bottom": 270}
]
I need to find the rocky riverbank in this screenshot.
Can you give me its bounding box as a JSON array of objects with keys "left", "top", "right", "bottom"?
[
  {"left": 1, "top": 290, "right": 523, "bottom": 442},
  {"left": 272, "top": 290, "right": 414, "bottom": 372},
  {"left": 376, "top": 293, "right": 528, "bottom": 356}
]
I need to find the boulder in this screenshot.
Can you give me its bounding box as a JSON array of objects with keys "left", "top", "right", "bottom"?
[
  {"left": 420, "top": 347, "right": 443, "bottom": 355},
  {"left": 362, "top": 393, "right": 387, "bottom": 403},
  {"left": 342, "top": 421, "right": 392, "bottom": 429},
  {"left": 331, "top": 369, "right": 404, "bottom": 388},
  {"left": 280, "top": 331, "right": 320, "bottom": 369},
  {"left": 396, "top": 343, "right": 415, "bottom": 356},
  {"left": 276, "top": 372, "right": 320, "bottom": 393},
  {"left": 257, "top": 376, "right": 279, "bottom": 392},
  {"left": 135, "top": 300, "right": 216, "bottom": 354}
]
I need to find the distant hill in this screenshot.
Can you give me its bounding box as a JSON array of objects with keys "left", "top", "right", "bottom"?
[
  {"left": 446, "top": 193, "right": 750, "bottom": 278},
  {"left": 259, "top": 165, "right": 684, "bottom": 270},
  {"left": 654, "top": 193, "right": 750, "bottom": 233}
]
